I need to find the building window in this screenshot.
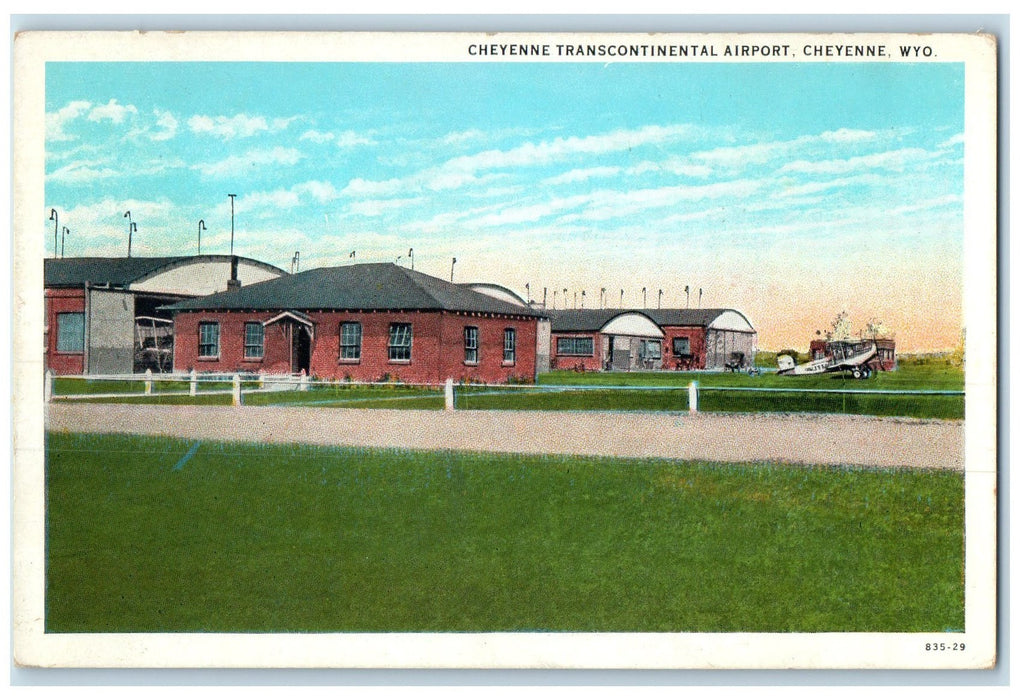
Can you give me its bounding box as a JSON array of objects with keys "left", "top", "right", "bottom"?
[
  {"left": 503, "top": 328, "right": 516, "bottom": 364},
  {"left": 641, "top": 339, "right": 662, "bottom": 361},
  {"left": 463, "top": 326, "right": 479, "bottom": 364},
  {"left": 556, "top": 336, "right": 594, "bottom": 356},
  {"left": 56, "top": 312, "right": 84, "bottom": 353},
  {"left": 672, "top": 336, "right": 691, "bottom": 356},
  {"left": 388, "top": 323, "right": 412, "bottom": 361},
  {"left": 198, "top": 321, "right": 220, "bottom": 358},
  {"left": 244, "top": 322, "right": 264, "bottom": 359},
  {"left": 340, "top": 322, "right": 362, "bottom": 361}
]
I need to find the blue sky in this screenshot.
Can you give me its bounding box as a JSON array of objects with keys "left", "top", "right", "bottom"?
[{"left": 44, "top": 60, "right": 965, "bottom": 350}]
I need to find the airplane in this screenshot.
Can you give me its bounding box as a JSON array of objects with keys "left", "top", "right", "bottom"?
[{"left": 777, "top": 339, "right": 879, "bottom": 379}]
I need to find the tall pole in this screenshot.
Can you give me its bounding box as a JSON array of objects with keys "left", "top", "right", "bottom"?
[
  {"left": 642, "top": 287, "right": 647, "bottom": 308},
  {"left": 450, "top": 257, "right": 456, "bottom": 281},
  {"left": 658, "top": 289, "right": 663, "bottom": 309},
  {"left": 685, "top": 285, "right": 690, "bottom": 308},
  {"left": 409, "top": 248, "right": 414, "bottom": 271},
  {"left": 124, "top": 211, "right": 133, "bottom": 257},
  {"left": 197, "top": 219, "right": 206, "bottom": 255},
  {"left": 581, "top": 290, "right": 586, "bottom": 309},
  {"left": 620, "top": 289, "right": 624, "bottom": 308},
  {"left": 49, "top": 209, "right": 58, "bottom": 259},
  {"left": 227, "top": 194, "right": 237, "bottom": 256},
  {"left": 61, "top": 227, "right": 69, "bottom": 257},
  {"left": 699, "top": 288, "right": 703, "bottom": 308}
]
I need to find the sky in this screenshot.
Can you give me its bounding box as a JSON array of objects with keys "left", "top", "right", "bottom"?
[{"left": 44, "top": 60, "right": 965, "bottom": 351}]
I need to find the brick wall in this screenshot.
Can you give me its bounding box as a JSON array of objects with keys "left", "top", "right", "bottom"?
[
  {"left": 660, "top": 326, "right": 707, "bottom": 370},
  {"left": 44, "top": 288, "right": 86, "bottom": 375},
  {"left": 549, "top": 332, "right": 604, "bottom": 372},
  {"left": 173, "top": 309, "right": 538, "bottom": 384}
]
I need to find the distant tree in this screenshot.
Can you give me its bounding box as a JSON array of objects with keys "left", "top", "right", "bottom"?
[
  {"left": 828, "top": 311, "right": 853, "bottom": 340},
  {"left": 864, "top": 318, "right": 893, "bottom": 338}
]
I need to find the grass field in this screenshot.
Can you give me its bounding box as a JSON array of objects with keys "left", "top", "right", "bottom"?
[{"left": 46, "top": 432, "right": 965, "bottom": 634}]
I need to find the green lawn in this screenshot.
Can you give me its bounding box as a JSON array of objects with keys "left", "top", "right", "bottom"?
[{"left": 46, "top": 432, "right": 964, "bottom": 634}]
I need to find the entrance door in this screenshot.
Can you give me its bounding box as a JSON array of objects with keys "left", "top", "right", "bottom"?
[
  {"left": 610, "top": 336, "right": 631, "bottom": 370},
  {"left": 291, "top": 325, "right": 311, "bottom": 374}
]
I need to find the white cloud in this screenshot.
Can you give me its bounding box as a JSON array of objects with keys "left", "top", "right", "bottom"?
[
  {"left": 580, "top": 179, "right": 766, "bottom": 221},
  {"left": 777, "top": 148, "right": 932, "bottom": 176},
  {"left": 819, "top": 128, "right": 877, "bottom": 143},
  {"left": 342, "top": 177, "right": 404, "bottom": 198},
  {"left": 47, "top": 160, "right": 121, "bottom": 184},
  {"left": 466, "top": 194, "right": 594, "bottom": 228},
  {"left": 188, "top": 113, "right": 296, "bottom": 139},
  {"left": 349, "top": 197, "right": 426, "bottom": 217},
  {"left": 343, "top": 124, "right": 698, "bottom": 200},
  {"left": 691, "top": 129, "right": 882, "bottom": 171},
  {"left": 150, "top": 109, "right": 179, "bottom": 141},
  {"left": 300, "top": 129, "right": 335, "bottom": 143},
  {"left": 46, "top": 100, "right": 92, "bottom": 142},
  {"left": 193, "top": 147, "right": 304, "bottom": 177},
  {"left": 294, "top": 180, "right": 341, "bottom": 203},
  {"left": 88, "top": 99, "right": 138, "bottom": 124},
  {"left": 543, "top": 166, "right": 622, "bottom": 185},
  {"left": 241, "top": 189, "right": 302, "bottom": 211},
  {"left": 939, "top": 133, "right": 965, "bottom": 149},
  {"left": 335, "top": 130, "right": 376, "bottom": 148}
]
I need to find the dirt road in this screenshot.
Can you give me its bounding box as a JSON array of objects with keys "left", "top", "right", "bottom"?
[{"left": 45, "top": 403, "right": 964, "bottom": 470}]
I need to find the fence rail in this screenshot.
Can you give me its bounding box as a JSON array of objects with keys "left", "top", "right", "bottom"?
[{"left": 46, "top": 370, "right": 964, "bottom": 419}]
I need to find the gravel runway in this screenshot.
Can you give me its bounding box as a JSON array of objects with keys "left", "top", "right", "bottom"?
[{"left": 46, "top": 403, "right": 964, "bottom": 470}]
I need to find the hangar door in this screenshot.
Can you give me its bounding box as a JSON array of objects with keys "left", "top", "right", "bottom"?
[{"left": 87, "top": 288, "right": 135, "bottom": 374}]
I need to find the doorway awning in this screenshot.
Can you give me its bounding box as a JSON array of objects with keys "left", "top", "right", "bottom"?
[{"left": 264, "top": 310, "right": 315, "bottom": 341}]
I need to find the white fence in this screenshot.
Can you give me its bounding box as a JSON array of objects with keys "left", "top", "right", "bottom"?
[{"left": 45, "top": 370, "right": 964, "bottom": 416}]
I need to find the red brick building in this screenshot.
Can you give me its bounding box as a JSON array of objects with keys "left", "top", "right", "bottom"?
[
  {"left": 549, "top": 308, "right": 756, "bottom": 372},
  {"left": 44, "top": 256, "right": 285, "bottom": 375},
  {"left": 165, "top": 263, "right": 544, "bottom": 384}
]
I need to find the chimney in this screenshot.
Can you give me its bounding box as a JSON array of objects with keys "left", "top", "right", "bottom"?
[{"left": 227, "top": 255, "right": 241, "bottom": 291}]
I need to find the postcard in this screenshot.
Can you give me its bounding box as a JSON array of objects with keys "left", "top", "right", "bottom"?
[{"left": 12, "top": 30, "right": 997, "bottom": 669}]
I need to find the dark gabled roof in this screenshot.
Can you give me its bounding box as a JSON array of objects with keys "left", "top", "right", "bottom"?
[
  {"left": 643, "top": 308, "right": 750, "bottom": 329},
  {"left": 44, "top": 257, "right": 191, "bottom": 287},
  {"left": 547, "top": 309, "right": 650, "bottom": 332},
  {"left": 43, "top": 255, "right": 286, "bottom": 288},
  {"left": 548, "top": 308, "right": 754, "bottom": 332},
  {"left": 163, "top": 263, "right": 546, "bottom": 317}
]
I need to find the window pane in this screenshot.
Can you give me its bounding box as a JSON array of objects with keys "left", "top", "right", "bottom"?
[
  {"left": 244, "top": 322, "right": 264, "bottom": 358},
  {"left": 557, "top": 336, "right": 593, "bottom": 356},
  {"left": 503, "top": 328, "right": 516, "bottom": 363},
  {"left": 464, "top": 326, "right": 478, "bottom": 363},
  {"left": 388, "top": 323, "right": 412, "bottom": 361},
  {"left": 56, "top": 312, "right": 84, "bottom": 352},
  {"left": 199, "top": 322, "right": 219, "bottom": 357},
  {"left": 672, "top": 337, "right": 690, "bottom": 355},
  {"left": 340, "top": 322, "right": 361, "bottom": 360}
]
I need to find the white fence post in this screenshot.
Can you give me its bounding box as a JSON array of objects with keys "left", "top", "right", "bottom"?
[
  {"left": 44, "top": 370, "right": 54, "bottom": 403},
  {"left": 299, "top": 370, "right": 309, "bottom": 392},
  {"left": 688, "top": 380, "right": 698, "bottom": 414},
  {"left": 189, "top": 368, "right": 197, "bottom": 396},
  {"left": 232, "top": 373, "right": 242, "bottom": 406},
  {"left": 144, "top": 368, "right": 153, "bottom": 396},
  {"left": 445, "top": 378, "right": 455, "bottom": 411}
]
